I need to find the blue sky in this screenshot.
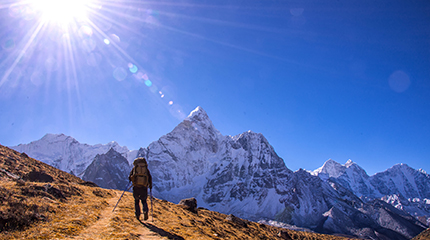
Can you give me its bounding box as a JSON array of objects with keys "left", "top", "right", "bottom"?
[{"left": 1, "top": 0, "right": 429, "bottom": 175}]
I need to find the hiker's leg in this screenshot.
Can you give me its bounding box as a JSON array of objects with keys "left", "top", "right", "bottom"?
[
  {"left": 142, "top": 187, "right": 149, "bottom": 213},
  {"left": 133, "top": 187, "right": 141, "bottom": 217},
  {"left": 141, "top": 187, "right": 149, "bottom": 220}
]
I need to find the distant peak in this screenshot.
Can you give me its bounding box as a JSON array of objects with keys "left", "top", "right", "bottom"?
[
  {"left": 185, "top": 106, "right": 214, "bottom": 127},
  {"left": 187, "top": 106, "right": 207, "bottom": 119},
  {"left": 43, "top": 133, "right": 62, "bottom": 138},
  {"left": 106, "top": 147, "right": 120, "bottom": 155},
  {"left": 233, "top": 130, "right": 266, "bottom": 143},
  {"left": 324, "top": 159, "right": 341, "bottom": 166},
  {"left": 390, "top": 163, "right": 412, "bottom": 171},
  {"left": 41, "top": 133, "right": 70, "bottom": 141},
  {"left": 312, "top": 159, "right": 344, "bottom": 178},
  {"left": 242, "top": 130, "right": 258, "bottom": 135},
  {"left": 345, "top": 159, "right": 354, "bottom": 167},
  {"left": 177, "top": 106, "right": 222, "bottom": 137}
]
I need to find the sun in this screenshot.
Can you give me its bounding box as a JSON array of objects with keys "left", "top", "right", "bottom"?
[{"left": 29, "top": 0, "right": 93, "bottom": 25}]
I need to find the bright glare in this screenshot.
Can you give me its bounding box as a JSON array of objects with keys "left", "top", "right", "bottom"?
[{"left": 30, "top": 0, "right": 91, "bottom": 25}]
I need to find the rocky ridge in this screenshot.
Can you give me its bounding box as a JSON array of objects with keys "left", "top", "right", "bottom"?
[{"left": 312, "top": 159, "right": 430, "bottom": 227}]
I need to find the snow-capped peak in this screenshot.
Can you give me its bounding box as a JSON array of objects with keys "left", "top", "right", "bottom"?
[
  {"left": 10, "top": 134, "right": 138, "bottom": 176},
  {"left": 381, "top": 163, "right": 417, "bottom": 178},
  {"left": 345, "top": 159, "right": 354, "bottom": 167},
  {"left": 187, "top": 106, "right": 207, "bottom": 118},
  {"left": 39, "top": 133, "right": 76, "bottom": 143},
  {"left": 179, "top": 106, "right": 221, "bottom": 138},
  {"left": 312, "top": 159, "right": 344, "bottom": 178},
  {"left": 231, "top": 130, "right": 262, "bottom": 140}
]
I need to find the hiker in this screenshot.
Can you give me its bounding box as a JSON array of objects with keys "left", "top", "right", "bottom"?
[{"left": 129, "top": 157, "right": 152, "bottom": 221}]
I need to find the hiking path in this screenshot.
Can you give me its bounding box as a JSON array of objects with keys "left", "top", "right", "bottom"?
[{"left": 70, "top": 191, "right": 163, "bottom": 240}]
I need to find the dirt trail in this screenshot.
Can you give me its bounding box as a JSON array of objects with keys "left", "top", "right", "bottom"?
[{"left": 70, "top": 192, "right": 163, "bottom": 240}]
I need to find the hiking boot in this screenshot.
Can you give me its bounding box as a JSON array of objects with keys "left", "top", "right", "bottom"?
[
  {"left": 143, "top": 212, "right": 148, "bottom": 221},
  {"left": 135, "top": 213, "right": 140, "bottom": 220}
]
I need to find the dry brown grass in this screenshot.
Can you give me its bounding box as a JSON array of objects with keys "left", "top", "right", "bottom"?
[
  {"left": 116, "top": 194, "right": 356, "bottom": 240},
  {"left": 1, "top": 144, "right": 363, "bottom": 239},
  {"left": 0, "top": 179, "right": 115, "bottom": 239},
  {"left": 413, "top": 228, "right": 430, "bottom": 240}
]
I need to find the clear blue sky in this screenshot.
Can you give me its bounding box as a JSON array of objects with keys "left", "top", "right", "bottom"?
[{"left": 1, "top": 0, "right": 429, "bottom": 175}]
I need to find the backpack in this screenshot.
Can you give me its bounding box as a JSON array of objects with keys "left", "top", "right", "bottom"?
[{"left": 132, "top": 163, "right": 149, "bottom": 187}]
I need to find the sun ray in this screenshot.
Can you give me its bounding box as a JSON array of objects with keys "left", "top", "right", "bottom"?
[
  {"left": 62, "top": 30, "right": 83, "bottom": 132},
  {"left": 1, "top": 0, "right": 186, "bottom": 120},
  {"left": 0, "top": 19, "right": 45, "bottom": 87}
]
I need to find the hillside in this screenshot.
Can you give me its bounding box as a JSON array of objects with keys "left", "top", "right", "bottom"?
[
  {"left": 0, "top": 144, "right": 356, "bottom": 239},
  {"left": 413, "top": 228, "right": 430, "bottom": 240}
]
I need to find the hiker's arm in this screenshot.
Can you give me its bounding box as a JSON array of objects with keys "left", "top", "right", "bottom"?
[{"left": 128, "top": 167, "right": 134, "bottom": 181}]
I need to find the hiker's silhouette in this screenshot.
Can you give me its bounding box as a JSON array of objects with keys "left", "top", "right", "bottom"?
[{"left": 129, "top": 157, "right": 153, "bottom": 221}]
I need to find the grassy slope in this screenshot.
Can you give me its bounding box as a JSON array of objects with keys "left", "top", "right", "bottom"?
[
  {"left": 1, "top": 144, "right": 363, "bottom": 239},
  {"left": 412, "top": 228, "right": 430, "bottom": 240}
]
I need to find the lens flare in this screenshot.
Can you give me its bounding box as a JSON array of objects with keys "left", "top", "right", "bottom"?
[
  {"left": 113, "top": 67, "right": 127, "bottom": 81},
  {"left": 389, "top": 70, "right": 410, "bottom": 93},
  {"left": 2, "top": 39, "right": 15, "bottom": 51},
  {"left": 128, "top": 63, "right": 138, "bottom": 73}
]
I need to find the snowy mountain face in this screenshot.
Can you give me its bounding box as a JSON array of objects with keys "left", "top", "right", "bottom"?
[
  {"left": 136, "top": 107, "right": 292, "bottom": 222},
  {"left": 311, "top": 159, "right": 376, "bottom": 197},
  {"left": 371, "top": 164, "right": 430, "bottom": 200},
  {"left": 10, "top": 133, "right": 138, "bottom": 176},
  {"left": 313, "top": 159, "right": 430, "bottom": 227}
]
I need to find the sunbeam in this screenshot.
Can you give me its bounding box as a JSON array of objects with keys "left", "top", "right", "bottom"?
[
  {"left": 0, "top": 19, "right": 44, "bottom": 86},
  {"left": 1, "top": 0, "right": 317, "bottom": 123}
]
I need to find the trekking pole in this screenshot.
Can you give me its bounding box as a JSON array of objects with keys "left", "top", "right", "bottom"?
[
  {"left": 112, "top": 181, "right": 132, "bottom": 212},
  {"left": 150, "top": 188, "right": 154, "bottom": 222}
]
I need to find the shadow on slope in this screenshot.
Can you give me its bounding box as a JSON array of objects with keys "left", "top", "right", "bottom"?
[{"left": 141, "top": 222, "right": 185, "bottom": 240}]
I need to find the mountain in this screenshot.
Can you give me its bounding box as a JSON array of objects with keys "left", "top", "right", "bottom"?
[
  {"left": 371, "top": 164, "right": 430, "bottom": 200},
  {"left": 0, "top": 144, "right": 354, "bottom": 240},
  {"left": 312, "top": 159, "right": 430, "bottom": 227},
  {"left": 81, "top": 148, "right": 131, "bottom": 190},
  {"left": 311, "top": 159, "right": 378, "bottom": 198},
  {"left": 10, "top": 133, "right": 138, "bottom": 176}
]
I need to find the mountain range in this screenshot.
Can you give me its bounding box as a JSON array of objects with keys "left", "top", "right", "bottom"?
[
  {"left": 11, "top": 133, "right": 138, "bottom": 176},
  {"left": 3, "top": 144, "right": 351, "bottom": 240},
  {"left": 10, "top": 106, "right": 430, "bottom": 239}
]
